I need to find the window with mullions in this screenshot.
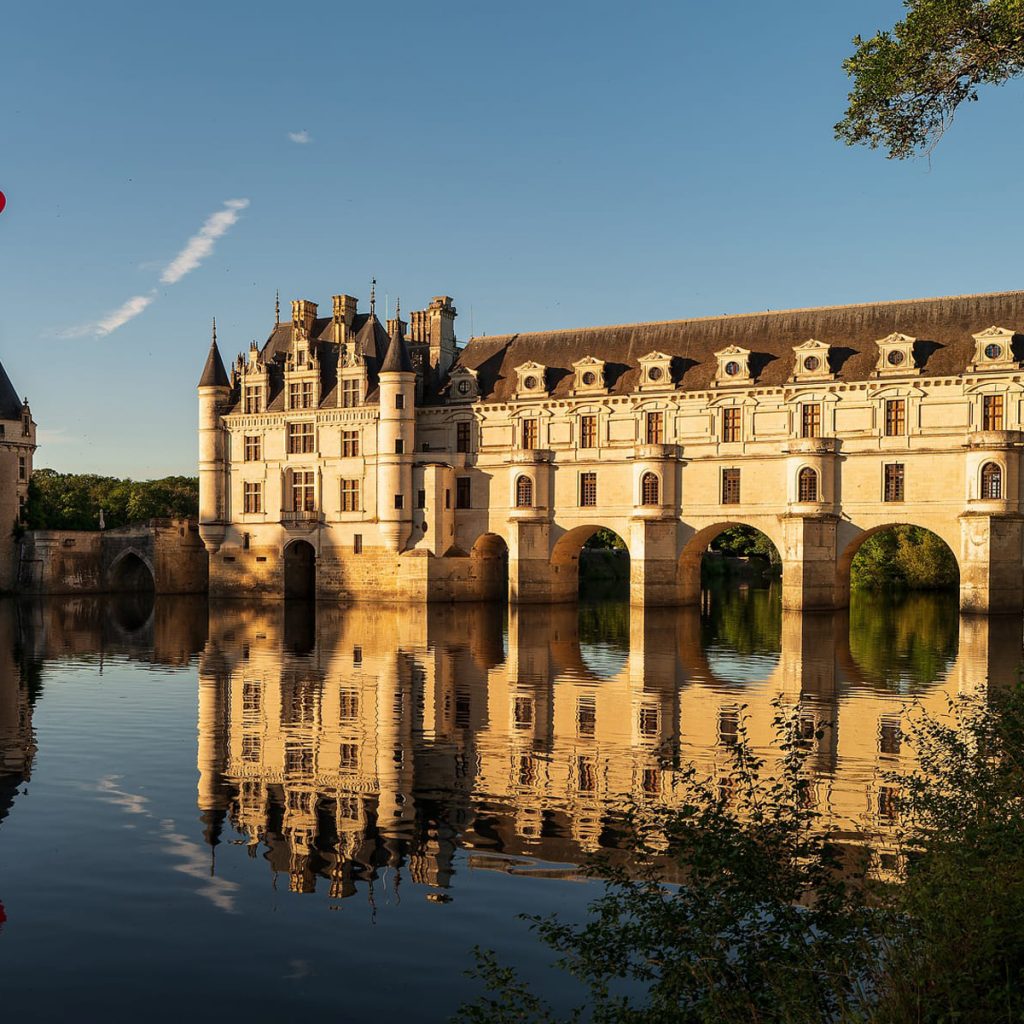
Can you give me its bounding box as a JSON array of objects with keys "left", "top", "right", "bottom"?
[
  {"left": 243, "top": 482, "right": 263, "bottom": 514},
  {"left": 341, "top": 378, "right": 361, "bottom": 408},
  {"left": 579, "top": 414, "right": 597, "bottom": 449},
  {"left": 291, "top": 471, "right": 316, "bottom": 512},
  {"left": 515, "top": 475, "right": 533, "bottom": 508},
  {"left": 342, "top": 430, "right": 359, "bottom": 457},
  {"left": 288, "top": 422, "right": 315, "bottom": 454},
  {"left": 721, "top": 468, "right": 740, "bottom": 504},
  {"left": 981, "top": 462, "right": 1003, "bottom": 499},
  {"left": 801, "top": 403, "right": 821, "bottom": 438},
  {"left": 579, "top": 472, "right": 597, "bottom": 507},
  {"left": 884, "top": 399, "right": 906, "bottom": 437},
  {"left": 798, "top": 467, "right": 818, "bottom": 502},
  {"left": 244, "top": 385, "right": 262, "bottom": 414},
  {"left": 722, "top": 407, "right": 741, "bottom": 443},
  {"left": 641, "top": 472, "right": 659, "bottom": 505},
  {"left": 983, "top": 394, "right": 1005, "bottom": 431},
  {"left": 456, "top": 421, "right": 471, "bottom": 453},
  {"left": 521, "top": 419, "right": 538, "bottom": 449},
  {"left": 883, "top": 464, "right": 905, "bottom": 502},
  {"left": 645, "top": 411, "right": 663, "bottom": 445},
  {"left": 244, "top": 435, "right": 262, "bottom": 462},
  {"left": 340, "top": 479, "right": 360, "bottom": 512}
]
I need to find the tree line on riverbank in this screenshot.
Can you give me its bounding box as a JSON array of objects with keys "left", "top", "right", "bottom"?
[{"left": 22, "top": 470, "right": 198, "bottom": 532}]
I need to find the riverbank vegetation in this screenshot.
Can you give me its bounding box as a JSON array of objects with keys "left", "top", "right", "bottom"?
[
  {"left": 457, "top": 686, "right": 1024, "bottom": 1023},
  {"left": 24, "top": 470, "right": 198, "bottom": 531},
  {"left": 851, "top": 526, "right": 958, "bottom": 591}
]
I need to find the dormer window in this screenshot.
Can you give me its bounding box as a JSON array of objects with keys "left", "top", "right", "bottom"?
[
  {"left": 791, "top": 339, "right": 834, "bottom": 382},
  {"left": 571, "top": 357, "right": 606, "bottom": 395},
  {"left": 447, "top": 366, "right": 479, "bottom": 402},
  {"left": 514, "top": 361, "right": 548, "bottom": 398},
  {"left": 874, "top": 333, "right": 918, "bottom": 376},
  {"left": 969, "top": 327, "right": 1018, "bottom": 372},
  {"left": 638, "top": 351, "right": 673, "bottom": 391},
  {"left": 714, "top": 346, "right": 752, "bottom": 386}
]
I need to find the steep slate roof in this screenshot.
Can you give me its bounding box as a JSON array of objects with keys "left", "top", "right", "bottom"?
[
  {"left": 454, "top": 291, "right": 1024, "bottom": 402},
  {"left": 380, "top": 325, "right": 414, "bottom": 373},
  {"left": 198, "top": 340, "right": 230, "bottom": 388},
  {"left": 0, "top": 359, "right": 24, "bottom": 420}
]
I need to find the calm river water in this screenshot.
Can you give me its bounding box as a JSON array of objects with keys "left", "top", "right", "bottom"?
[{"left": 0, "top": 587, "right": 1019, "bottom": 1021}]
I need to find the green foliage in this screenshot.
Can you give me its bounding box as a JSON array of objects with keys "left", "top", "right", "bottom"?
[
  {"left": 584, "top": 528, "right": 627, "bottom": 551},
  {"left": 25, "top": 469, "right": 198, "bottom": 531},
  {"left": 851, "top": 525, "right": 958, "bottom": 591},
  {"left": 710, "top": 526, "right": 780, "bottom": 564},
  {"left": 836, "top": 0, "right": 1024, "bottom": 158},
  {"left": 701, "top": 585, "right": 782, "bottom": 657},
  {"left": 456, "top": 687, "right": 1024, "bottom": 1023}
]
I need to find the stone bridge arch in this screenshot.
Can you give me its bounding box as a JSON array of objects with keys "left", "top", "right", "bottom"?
[
  {"left": 677, "top": 519, "right": 784, "bottom": 605},
  {"left": 106, "top": 547, "right": 156, "bottom": 593}
]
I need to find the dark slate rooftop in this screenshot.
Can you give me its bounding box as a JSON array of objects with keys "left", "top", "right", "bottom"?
[
  {"left": 0, "top": 359, "right": 24, "bottom": 420},
  {"left": 455, "top": 291, "right": 1024, "bottom": 401},
  {"left": 198, "top": 340, "right": 230, "bottom": 389}
]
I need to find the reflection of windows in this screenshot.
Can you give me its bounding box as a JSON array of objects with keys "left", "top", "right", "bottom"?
[
  {"left": 338, "top": 689, "right": 359, "bottom": 721},
  {"left": 285, "top": 744, "right": 314, "bottom": 774},
  {"left": 638, "top": 705, "right": 660, "bottom": 737},
  {"left": 795, "top": 714, "right": 816, "bottom": 749},
  {"left": 642, "top": 767, "right": 661, "bottom": 796},
  {"left": 242, "top": 680, "right": 262, "bottom": 717},
  {"left": 718, "top": 708, "right": 740, "bottom": 746},
  {"left": 879, "top": 718, "right": 902, "bottom": 756},
  {"left": 878, "top": 785, "right": 899, "bottom": 822},
  {"left": 517, "top": 754, "right": 535, "bottom": 787},
  {"left": 576, "top": 697, "right": 596, "bottom": 736},
  {"left": 241, "top": 735, "right": 261, "bottom": 763},
  {"left": 338, "top": 743, "right": 358, "bottom": 771},
  {"left": 455, "top": 691, "right": 471, "bottom": 729},
  {"left": 281, "top": 680, "right": 318, "bottom": 727},
  {"left": 513, "top": 696, "right": 534, "bottom": 729},
  {"left": 576, "top": 756, "right": 596, "bottom": 793}
]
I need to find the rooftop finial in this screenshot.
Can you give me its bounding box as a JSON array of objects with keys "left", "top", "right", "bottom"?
[
  {"left": 275, "top": 290, "right": 280, "bottom": 325},
  {"left": 212, "top": 317, "right": 217, "bottom": 345},
  {"left": 370, "top": 278, "right": 376, "bottom": 317},
  {"left": 395, "top": 297, "right": 400, "bottom": 319}
]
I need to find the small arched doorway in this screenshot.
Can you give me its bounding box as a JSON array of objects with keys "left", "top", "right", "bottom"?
[
  {"left": 284, "top": 540, "right": 316, "bottom": 600},
  {"left": 109, "top": 551, "right": 155, "bottom": 593}
]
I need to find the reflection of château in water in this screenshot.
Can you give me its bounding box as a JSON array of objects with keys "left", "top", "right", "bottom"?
[
  {"left": 196, "top": 596, "right": 1021, "bottom": 897},
  {"left": 0, "top": 602, "right": 38, "bottom": 828}
]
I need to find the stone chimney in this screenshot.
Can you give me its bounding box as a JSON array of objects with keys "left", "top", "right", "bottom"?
[
  {"left": 332, "top": 294, "right": 358, "bottom": 329},
  {"left": 291, "top": 299, "right": 318, "bottom": 338},
  {"left": 409, "top": 296, "right": 457, "bottom": 377}
]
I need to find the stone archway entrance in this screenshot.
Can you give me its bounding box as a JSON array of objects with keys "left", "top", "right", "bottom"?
[
  {"left": 284, "top": 540, "right": 316, "bottom": 599},
  {"left": 109, "top": 551, "right": 155, "bottom": 593}
]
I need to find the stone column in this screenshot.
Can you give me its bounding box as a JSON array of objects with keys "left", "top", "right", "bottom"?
[
  {"left": 628, "top": 517, "right": 680, "bottom": 605},
  {"left": 958, "top": 513, "right": 1024, "bottom": 613},
  {"left": 781, "top": 514, "right": 840, "bottom": 610}
]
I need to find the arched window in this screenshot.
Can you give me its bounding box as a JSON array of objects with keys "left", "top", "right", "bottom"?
[
  {"left": 798, "top": 467, "right": 818, "bottom": 502},
  {"left": 641, "top": 472, "right": 660, "bottom": 506},
  {"left": 981, "top": 462, "right": 1003, "bottom": 500},
  {"left": 515, "top": 475, "right": 534, "bottom": 508}
]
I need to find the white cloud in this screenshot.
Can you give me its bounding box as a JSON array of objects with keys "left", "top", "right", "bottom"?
[
  {"left": 95, "top": 292, "right": 156, "bottom": 336},
  {"left": 288, "top": 129, "right": 312, "bottom": 144},
  {"left": 160, "top": 198, "right": 250, "bottom": 285}
]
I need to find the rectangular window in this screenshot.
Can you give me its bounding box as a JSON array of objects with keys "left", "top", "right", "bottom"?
[
  {"left": 884, "top": 463, "right": 905, "bottom": 502},
  {"left": 579, "top": 414, "right": 597, "bottom": 448},
  {"left": 576, "top": 697, "right": 596, "bottom": 736},
  {"left": 394, "top": 493, "right": 404, "bottom": 510},
  {"left": 394, "top": 439, "right": 404, "bottom": 454},
  {"left": 416, "top": 489, "right": 426, "bottom": 509},
  {"left": 983, "top": 394, "right": 1004, "bottom": 431},
  {"left": 291, "top": 471, "right": 315, "bottom": 512},
  {"left": 244, "top": 385, "right": 262, "bottom": 414},
  {"left": 288, "top": 382, "right": 300, "bottom": 409},
  {"left": 341, "top": 430, "right": 360, "bottom": 457},
  {"left": 722, "top": 407, "right": 741, "bottom": 443},
  {"left": 340, "top": 479, "right": 360, "bottom": 512},
  {"left": 884, "top": 399, "right": 906, "bottom": 437},
  {"left": 18, "top": 457, "right": 26, "bottom": 481},
  {"left": 521, "top": 419, "right": 538, "bottom": 450},
  {"left": 801, "top": 403, "right": 822, "bottom": 438},
  {"left": 341, "top": 378, "right": 361, "bottom": 408},
  {"left": 445, "top": 489, "right": 451, "bottom": 510},
  {"left": 514, "top": 696, "right": 534, "bottom": 729},
  {"left": 243, "top": 482, "right": 263, "bottom": 514},
  {"left": 646, "top": 411, "right": 663, "bottom": 445},
  {"left": 244, "top": 435, "right": 262, "bottom": 462},
  {"left": 339, "top": 689, "right": 359, "bottom": 721},
  {"left": 879, "top": 718, "right": 902, "bottom": 756},
  {"left": 353, "top": 534, "right": 363, "bottom": 554},
  {"left": 395, "top": 393, "right": 405, "bottom": 410},
  {"left": 456, "top": 477, "right": 472, "bottom": 509},
  {"left": 288, "top": 421, "right": 315, "bottom": 454},
  {"left": 638, "top": 705, "right": 660, "bottom": 737},
  {"left": 579, "top": 471, "right": 597, "bottom": 507},
  {"left": 721, "top": 468, "right": 740, "bottom": 504},
  {"left": 719, "top": 708, "right": 740, "bottom": 746},
  {"left": 456, "top": 421, "right": 471, "bottom": 453},
  {"left": 303, "top": 381, "right": 314, "bottom": 408}
]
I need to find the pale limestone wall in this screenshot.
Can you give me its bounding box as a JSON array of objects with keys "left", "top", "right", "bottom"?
[
  {"left": 205, "top": 334, "right": 1024, "bottom": 610},
  {"left": 194, "top": 602, "right": 1017, "bottom": 888},
  {"left": 0, "top": 407, "right": 35, "bottom": 593}
]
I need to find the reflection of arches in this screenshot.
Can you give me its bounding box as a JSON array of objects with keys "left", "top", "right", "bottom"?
[
  {"left": 677, "top": 522, "right": 783, "bottom": 602},
  {"left": 471, "top": 533, "right": 509, "bottom": 600},
  {"left": 551, "top": 525, "right": 630, "bottom": 600},
  {"left": 283, "top": 540, "right": 316, "bottom": 599},
  {"left": 109, "top": 550, "right": 155, "bottom": 593},
  {"left": 836, "top": 523, "right": 960, "bottom": 601}
]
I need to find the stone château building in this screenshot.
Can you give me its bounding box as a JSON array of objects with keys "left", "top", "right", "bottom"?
[
  {"left": 198, "top": 289, "right": 1024, "bottom": 612},
  {"left": 0, "top": 358, "right": 36, "bottom": 592}
]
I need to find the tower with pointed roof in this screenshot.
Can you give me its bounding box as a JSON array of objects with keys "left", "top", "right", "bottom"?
[
  {"left": 197, "top": 322, "right": 231, "bottom": 555},
  {"left": 0, "top": 358, "right": 37, "bottom": 592},
  {"left": 377, "top": 313, "right": 416, "bottom": 552}
]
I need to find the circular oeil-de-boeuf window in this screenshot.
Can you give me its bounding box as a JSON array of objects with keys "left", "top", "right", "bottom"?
[
  {"left": 724, "top": 361, "right": 741, "bottom": 376},
  {"left": 457, "top": 380, "right": 471, "bottom": 394},
  {"left": 887, "top": 350, "right": 905, "bottom": 366},
  {"left": 803, "top": 356, "right": 820, "bottom": 372},
  {"left": 985, "top": 343, "right": 1003, "bottom": 360},
  {"left": 582, "top": 371, "right": 597, "bottom": 385},
  {"left": 523, "top": 376, "right": 538, "bottom": 389},
  {"left": 648, "top": 366, "right": 663, "bottom": 381}
]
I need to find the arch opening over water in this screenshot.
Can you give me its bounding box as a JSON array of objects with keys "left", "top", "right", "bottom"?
[
  {"left": 678, "top": 522, "right": 782, "bottom": 604},
  {"left": 283, "top": 540, "right": 316, "bottom": 600},
  {"left": 109, "top": 551, "right": 155, "bottom": 594},
  {"left": 551, "top": 525, "right": 630, "bottom": 602},
  {"left": 471, "top": 533, "right": 509, "bottom": 601}
]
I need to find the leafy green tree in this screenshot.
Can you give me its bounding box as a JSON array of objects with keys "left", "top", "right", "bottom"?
[
  {"left": 710, "top": 526, "right": 780, "bottom": 565},
  {"left": 851, "top": 526, "right": 958, "bottom": 591},
  {"left": 836, "top": 0, "right": 1024, "bottom": 159}
]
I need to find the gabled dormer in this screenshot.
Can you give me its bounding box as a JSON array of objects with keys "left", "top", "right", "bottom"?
[
  {"left": 874, "top": 332, "right": 919, "bottom": 377},
  {"left": 514, "top": 361, "right": 547, "bottom": 399},
  {"left": 447, "top": 365, "right": 479, "bottom": 403},
  {"left": 791, "top": 339, "right": 834, "bottom": 382},
  {"left": 714, "top": 345, "right": 752, "bottom": 386},
  {"left": 969, "top": 326, "right": 1019, "bottom": 372},
  {"left": 638, "top": 351, "right": 673, "bottom": 391},
  {"left": 571, "top": 356, "right": 606, "bottom": 396}
]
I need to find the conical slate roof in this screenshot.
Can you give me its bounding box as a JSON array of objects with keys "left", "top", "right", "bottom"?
[
  {"left": 380, "top": 323, "right": 413, "bottom": 374},
  {"left": 0, "top": 359, "right": 24, "bottom": 420},
  {"left": 199, "top": 340, "right": 230, "bottom": 388}
]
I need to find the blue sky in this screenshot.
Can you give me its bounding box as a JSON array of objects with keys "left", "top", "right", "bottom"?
[{"left": 1, "top": 1, "right": 1020, "bottom": 477}]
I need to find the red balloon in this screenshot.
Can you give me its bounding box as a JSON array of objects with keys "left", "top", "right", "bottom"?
[{"left": 0, "top": 191, "right": 6, "bottom": 214}]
